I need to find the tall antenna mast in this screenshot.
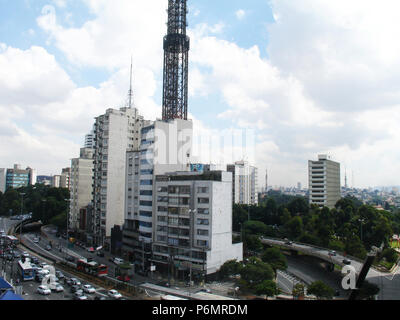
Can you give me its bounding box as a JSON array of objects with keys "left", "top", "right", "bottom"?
[
  {"left": 162, "top": 0, "right": 190, "bottom": 121},
  {"left": 127, "top": 56, "right": 134, "bottom": 108}
]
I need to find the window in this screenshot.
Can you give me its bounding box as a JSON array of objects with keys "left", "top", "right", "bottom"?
[
  {"left": 157, "top": 196, "right": 168, "bottom": 202},
  {"left": 157, "top": 186, "right": 168, "bottom": 192},
  {"left": 197, "top": 229, "right": 209, "bottom": 236},
  {"left": 197, "top": 187, "right": 209, "bottom": 193},
  {"left": 139, "top": 221, "right": 152, "bottom": 228},
  {"left": 141, "top": 169, "right": 154, "bottom": 175},
  {"left": 168, "top": 217, "right": 179, "bottom": 225},
  {"left": 158, "top": 206, "right": 168, "bottom": 212},
  {"left": 197, "top": 240, "right": 209, "bottom": 247},
  {"left": 157, "top": 226, "right": 167, "bottom": 232},
  {"left": 198, "top": 198, "right": 209, "bottom": 204},
  {"left": 197, "top": 219, "right": 209, "bottom": 226},
  {"left": 140, "top": 200, "right": 152, "bottom": 207},
  {"left": 140, "top": 180, "right": 153, "bottom": 186},
  {"left": 140, "top": 190, "right": 153, "bottom": 196},
  {"left": 197, "top": 208, "right": 209, "bottom": 215},
  {"left": 157, "top": 216, "right": 167, "bottom": 222},
  {"left": 139, "top": 211, "right": 152, "bottom": 217}
]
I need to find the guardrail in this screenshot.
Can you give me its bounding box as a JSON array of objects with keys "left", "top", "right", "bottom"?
[{"left": 260, "top": 236, "right": 372, "bottom": 272}]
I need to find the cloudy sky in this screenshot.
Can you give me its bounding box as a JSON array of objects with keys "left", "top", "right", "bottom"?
[{"left": 0, "top": 0, "right": 399, "bottom": 189}]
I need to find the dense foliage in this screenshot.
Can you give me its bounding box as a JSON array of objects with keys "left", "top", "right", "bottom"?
[
  {"left": 234, "top": 192, "right": 399, "bottom": 260},
  {"left": 0, "top": 184, "right": 70, "bottom": 227}
]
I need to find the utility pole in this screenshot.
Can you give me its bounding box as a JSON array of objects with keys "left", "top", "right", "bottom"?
[{"left": 20, "top": 193, "right": 25, "bottom": 240}]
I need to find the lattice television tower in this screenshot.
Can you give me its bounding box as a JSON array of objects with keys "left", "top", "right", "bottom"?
[{"left": 162, "top": 0, "right": 190, "bottom": 121}]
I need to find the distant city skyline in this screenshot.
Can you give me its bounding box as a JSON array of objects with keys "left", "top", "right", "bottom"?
[{"left": 0, "top": 0, "right": 399, "bottom": 189}]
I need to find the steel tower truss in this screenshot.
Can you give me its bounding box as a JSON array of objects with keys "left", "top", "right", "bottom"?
[{"left": 162, "top": 0, "right": 190, "bottom": 121}]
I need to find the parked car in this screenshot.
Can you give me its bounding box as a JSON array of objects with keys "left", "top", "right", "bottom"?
[
  {"left": 82, "top": 284, "right": 96, "bottom": 294},
  {"left": 108, "top": 289, "right": 122, "bottom": 300},
  {"left": 70, "top": 278, "right": 81, "bottom": 286},
  {"left": 37, "top": 285, "right": 51, "bottom": 295},
  {"left": 56, "top": 271, "right": 65, "bottom": 279}
]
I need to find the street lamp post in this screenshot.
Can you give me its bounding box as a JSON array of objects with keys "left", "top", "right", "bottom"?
[
  {"left": 20, "top": 193, "right": 26, "bottom": 240},
  {"left": 64, "top": 199, "right": 71, "bottom": 260}
]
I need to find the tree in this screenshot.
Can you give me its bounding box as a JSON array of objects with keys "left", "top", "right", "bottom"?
[
  {"left": 218, "top": 260, "right": 242, "bottom": 280},
  {"left": 255, "top": 280, "right": 279, "bottom": 298},
  {"left": 307, "top": 281, "right": 334, "bottom": 300},
  {"left": 239, "top": 257, "right": 275, "bottom": 289},
  {"left": 284, "top": 216, "right": 303, "bottom": 239},
  {"left": 244, "top": 234, "right": 263, "bottom": 253},
  {"left": 292, "top": 283, "right": 306, "bottom": 299},
  {"left": 244, "top": 220, "right": 268, "bottom": 236},
  {"left": 287, "top": 197, "right": 309, "bottom": 216},
  {"left": 261, "top": 247, "right": 287, "bottom": 271}
]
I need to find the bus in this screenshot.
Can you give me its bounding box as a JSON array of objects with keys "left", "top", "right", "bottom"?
[
  {"left": 17, "top": 259, "right": 35, "bottom": 281},
  {"left": 76, "top": 258, "right": 108, "bottom": 277}
]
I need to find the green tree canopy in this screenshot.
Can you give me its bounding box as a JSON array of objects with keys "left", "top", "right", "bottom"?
[
  {"left": 307, "top": 281, "right": 334, "bottom": 300},
  {"left": 261, "top": 247, "right": 287, "bottom": 271}
]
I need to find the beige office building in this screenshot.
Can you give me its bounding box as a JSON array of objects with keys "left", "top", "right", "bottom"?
[{"left": 308, "top": 154, "right": 341, "bottom": 209}]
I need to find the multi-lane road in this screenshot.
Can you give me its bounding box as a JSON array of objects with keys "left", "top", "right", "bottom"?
[{"left": 261, "top": 237, "right": 400, "bottom": 300}]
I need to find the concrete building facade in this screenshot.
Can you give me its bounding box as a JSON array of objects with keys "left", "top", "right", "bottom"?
[
  {"left": 227, "top": 160, "right": 258, "bottom": 205},
  {"left": 5, "top": 165, "right": 36, "bottom": 190},
  {"left": 308, "top": 154, "right": 341, "bottom": 209},
  {"left": 70, "top": 148, "right": 94, "bottom": 232},
  {"left": 92, "top": 107, "right": 144, "bottom": 246}
]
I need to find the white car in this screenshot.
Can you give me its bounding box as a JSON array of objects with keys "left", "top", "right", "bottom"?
[
  {"left": 51, "top": 283, "right": 64, "bottom": 293},
  {"left": 70, "top": 278, "right": 81, "bottom": 286},
  {"left": 108, "top": 289, "right": 122, "bottom": 299},
  {"left": 22, "top": 251, "right": 30, "bottom": 258},
  {"left": 33, "top": 238, "right": 39, "bottom": 243},
  {"left": 37, "top": 285, "right": 51, "bottom": 295},
  {"left": 83, "top": 285, "right": 96, "bottom": 294},
  {"left": 74, "top": 292, "right": 88, "bottom": 300}
]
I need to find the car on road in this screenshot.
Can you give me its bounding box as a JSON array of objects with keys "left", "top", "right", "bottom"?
[
  {"left": 284, "top": 241, "right": 293, "bottom": 245},
  {"left": 70, "top": 285, "right": 81, "bottom": 293},
  {"left": 35, "top": 274, "right": 45, "bottom": 283},
  {"left": 66, "top": 256, "right": 75, "bottom": 262},
  {"left": 82, "top": 284, "right": 96, "bottom": 294},
  {"left": 96, "top": 251, "right": 105, "bottom": 257},
  {"left": 108, "top": 289, "right": 122, "bottom": 300},
  {"left": 73, "top": 292, "right": 88, "bottom": 300},
  {"left": 56, "top": 271, "right": 65, "bottom": 279},
  {"left": 51, "top": 283, "right": 64, "bottom": 293},
  {"left": 199, "top": 288, "right": 211, "bottom": 293},
  {"left": 45, "top": 245, "right": 52, "bottom": 251},
  {"left": 328, "top": 250, "right": 337, "bottom": 256},
  {"left": 109, "top": 257, "right": 124, "bottom": 265},
  {"left": 13, "top": 251, "right": 21, "bottom": 259},
  {"left": 86, "top": 247, "right": 95, "bottom": 253},
  {"left": 117, "top": 275, "right": 131, "bottom": 283},
  {"left": 31, "top": 257, "right": 39, "bottom": 264},
  {"left": 22, "top": 251, "right": 30, "bottom": 258},
  {"left": 37, "top": 285, "right": 51, "bottom": 295},
  {"left": 70, "top": 278, "right": 81, "bottom": 286},
  {"left": 94, "top": 296, "right": 107, "bottom": 300},
  {"left": 33, "top": 237, "right": 39, "bottom": 243},
  {"left": 342, "top": 259, "right": 351, "bottom": 265}
]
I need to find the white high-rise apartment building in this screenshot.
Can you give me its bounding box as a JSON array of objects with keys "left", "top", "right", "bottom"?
[
  {"left": 92, "top": 107, "right": 144, "bottom": 246},
  {"left": 308, "top": 154, "right": 341, "bottom": 209},
  {"left": 70, "top": 148, "right": 94, "bottom": 232},
  {"left": 122, "top": 119, "right": 193, "bottom": 268},
  {"left": 227, "top": 160, "right": 258, "bottom": 205}
]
